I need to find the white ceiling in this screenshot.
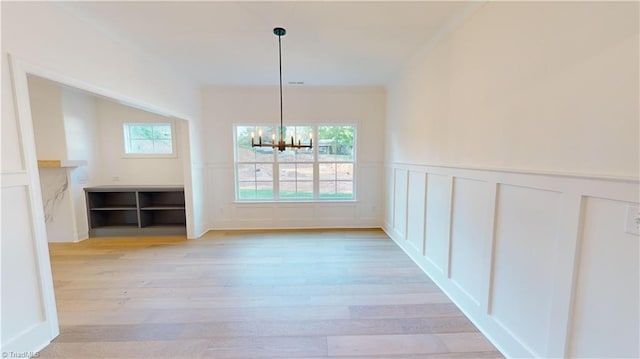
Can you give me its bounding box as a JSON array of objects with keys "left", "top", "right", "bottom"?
[{"left": 55, "top": 1, "right": 470, "bottom": 86}]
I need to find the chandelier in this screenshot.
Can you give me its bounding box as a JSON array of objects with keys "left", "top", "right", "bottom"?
[{"left": 251, "top": 27, "right": 312, "bottom": 152}]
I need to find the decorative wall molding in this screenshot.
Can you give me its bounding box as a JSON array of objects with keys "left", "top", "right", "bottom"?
[
  {"left": 383, "top": 161, "right": 639, "bottom": 358},
  {"left": 1, "top": 171, "right": 29, "bottom": 187},
  {"left": 388, "top": 161, "right": 639, "bottom": 183},
  {"left": 205, "top": 161, "right": 384, "bottom": 230}
]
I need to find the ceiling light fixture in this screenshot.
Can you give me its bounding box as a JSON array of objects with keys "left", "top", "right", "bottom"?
[{"left": 251, "top": 27, "right": 312, "bottom": 152}]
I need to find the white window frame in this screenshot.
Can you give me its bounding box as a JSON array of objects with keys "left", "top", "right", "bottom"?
[
  {"left": 122, "top": 121, "right": 177, "bottom": 158},
  {"left": 234, "top": 124, "right": 356, "bottom": 202},
  {"left": 316, "top": 124, "right": 357, "bottom": 200}
]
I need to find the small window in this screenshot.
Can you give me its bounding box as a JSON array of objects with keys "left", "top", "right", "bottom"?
[{"left": 123, "top": 123, "right": 174, "bottom": 155}]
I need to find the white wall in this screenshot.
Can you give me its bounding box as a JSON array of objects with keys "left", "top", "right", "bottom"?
[
  {"left": 203, "top": 86, "right": 385, "bottom": 229},
  {"left": 94, "top": 98, "right": 184, "bottom": 186},
  {"left": 29, "top": 76, "right": 80, "bottom": 243},
  {"left": 384, "top": 2, "right": 639, "bottom": 358},
  {"left": 1, "top": 1, "right": 203, "bottom": 355},
  {"left": 61, "top": 86, "right": 98, "bottom": 241},
  {"left": 387, "top": 2, "right": 638, "bottom": 178},
  {"left": 28, "top": 76, "right": 67, "bottom": 160}
]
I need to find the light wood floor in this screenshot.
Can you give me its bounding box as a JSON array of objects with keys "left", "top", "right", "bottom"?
[{"left": 40, "top": 229, "right": 503, "bottom": 358}]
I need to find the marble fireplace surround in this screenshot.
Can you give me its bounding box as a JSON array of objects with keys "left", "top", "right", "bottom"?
[{"left": 38, "top": 161, "right": 88, "bottom": 242}]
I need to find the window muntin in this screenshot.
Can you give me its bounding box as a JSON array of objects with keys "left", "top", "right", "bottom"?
[
  {"left": 319, "top": 163, "right": 354, "bottom": 199},
  {"left": 237, "top": 163, "right": 274, "bottom": 200},
  {"left": 279, "top": 163, "right": 314, "bottom": 199},
  {"left": 234, "top": 124, "right": 355, "bottom": 201},
  {"left": 123, "top": 123, "right": 174, "bottom": 155}
]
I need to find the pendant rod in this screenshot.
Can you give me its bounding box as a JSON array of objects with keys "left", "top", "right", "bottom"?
[{"left": 278, "top": 32, "right": 283, "bottom": 141}]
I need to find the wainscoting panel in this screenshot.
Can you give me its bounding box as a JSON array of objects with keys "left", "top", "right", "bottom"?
[
  {"left": 278, "top": 205, "right": 316, "bottom": 221},
  {"left": 424, "top": 174, "right": 452, "bottom": 274},
  {"left": 357, "top": 164, "right": 383, "bottom": 221},
  {"left": 1, "top": 185, "right": 47, "bottom": 346},
  {"left": 449, "top": 177, "right": 491, "bottom": 306},
  {"left": 234, "top": 205, "right": 277, "bottom": 221},
  {"left": 385, "top": 167, "right": 394, "bottom": 227},
  {"left": 491, "top": 184, "right": 562, "bottom": 357},
  {"left": 406, "top": 171, "right": 426, "bottom": 253},
  {"left": 393, "top": 168, "right": 408, "bottom": 238},
  {"left": 206, "top": 163, "right": 382, "bottom": 229},
  {"left": 383, "top": 162, "right": 639, "bottom": 358},
  {"left": 314, "top": 204, "right": 357, "bottom": 220},
  {"left": 568, "top": 197, "right": 639, "bottom": 358}
]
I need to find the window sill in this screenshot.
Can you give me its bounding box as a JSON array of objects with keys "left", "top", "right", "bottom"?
[
  {"left": 233, "top": 199, "right": 359, "bottom": 204},
  {"left": 122, "top": 154, "right": 177, "bottom": 159}
]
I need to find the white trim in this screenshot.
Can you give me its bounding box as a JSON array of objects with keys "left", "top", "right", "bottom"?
[
  {"left": 5, "top": 54, "right": 60, "bottom": 352},
  {"left": 388, "top": 161, "right": 638, "bottom": 183},
  {"left": 481, "top": 181, "right": 498, "bottom": 314},
  {"left": 0, "top": 171, "right": 29, "bottom": 187},
  {"left": 232, "top": 200, "right": 360, "bottom": 205},
  {"left": 388, "top": 162, "right": 637, "bottom": 203},
  {"left": 547, "top": 193, "right": 585, "bottom": 357}
]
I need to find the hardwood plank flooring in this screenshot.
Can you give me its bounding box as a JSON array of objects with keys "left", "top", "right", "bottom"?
[{"left": 39, "top": 229, "right": 503, "bottom": 358}]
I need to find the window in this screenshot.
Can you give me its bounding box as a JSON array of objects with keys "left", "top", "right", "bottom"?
[
  {"left": 123, "top": 122, "right": 174, "bottom": 155},
  {"left": 317, "top": 126, "right": 355, "bottom": 199},
  {"left": 235, "top": 125, "right": 355, "bottom": 201}
]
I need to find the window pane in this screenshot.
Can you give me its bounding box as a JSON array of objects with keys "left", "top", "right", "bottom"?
[
  {"left": 256, "top": 182, "right": 274, "bottom": 199},
  {"left": 239, "top": 180, "right": 274, "bottom": 200},
  {"left": 238, "top": 182, "right": 257, "bottom": 200},
  {"left": 278, "top": 163, "right": 314, "bottom": 200},
  {"left": 279, "top": 164, "right": 296, "bottom": 181},
  {"left": 154, "top": 139, "right": 173, "bottom": 153},
  {"left": 319, "top": 163, "right": 335, "bottom": 181},
  {"left": 337, "top": 181, "right": 354, "bottom": 198},
  {"left": 294, "top": 148, "right": 314, "bottom": 162},
  {"left": 277, "top": 148, "right": 313, "bottom": 162},
  {"left": 279, "top": 181, "right": 296, "bottom": 198},
  {"left": 254, "top": 126, "right": 275, "bottom": 161},
  {"left": 130, "top": 125, "right": 153, "bottom": 140},
  {"left": 237, "top": 164, "right": 256, "bottom": 182},
  {"left": 153, "top": 125, "right": 172, "bottom": 139},
  {"left": 297, "top": 164, "right": 313, "bottom": 181},
  {"left": 236, "top": 126, "right": 256, "bottom": 162},
  {"left": 318, "top": 125, "right": 354, "bottom": 162},
  {"left": 236, "top": 126, "right": 275, "bottom": 162},
  {"left": 255, "top": 164, "right": 273, "bottom": 181},
  {"left": 319, "top": 181, "right": 336, "bottom": 198},
  {"left": 130, "top": 139, "right": 154, "bottom": 153},
  {"left": 336, "top": 163, "right": 353, "bottom": 180},
  {"left": 320, "top": 180, "right": 353, "bottom": 199},
  {"left": 277, "top": 125, "right": 313, "bottom": 162},
  {"left": 297, "top": 181, "right": 313, "bottom": 198}
]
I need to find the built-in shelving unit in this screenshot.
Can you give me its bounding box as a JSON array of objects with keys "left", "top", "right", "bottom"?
[{"left": 84, "top": 186, "right": 186, "bottom": 237}]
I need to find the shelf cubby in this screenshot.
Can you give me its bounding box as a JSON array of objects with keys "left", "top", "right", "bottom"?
[{"left": 85, "top": 186, "right": 186, "bottom": 237}]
